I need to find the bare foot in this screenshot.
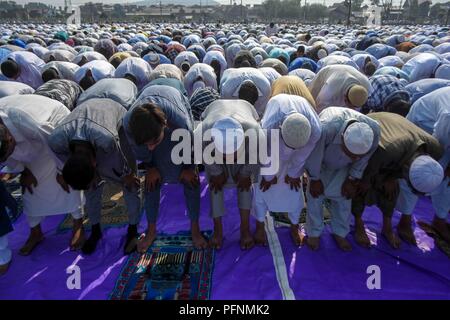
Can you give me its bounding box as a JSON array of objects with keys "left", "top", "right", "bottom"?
[
  {"left": 382, "top": 228, "right": 401, "bottom": 249},
  {"left": 0, "top": 261, "right": 11, "bottom": 276},
  {"left": 210, "top": 217, "right": 223, "bottom": 250},
  {"left": 307, "top": 236, "right": 320, "bottom": 251},
  {"left": 333, "top": 234, "right": 352, "bottom": 251},
  {"left": 192, "top": 231, "right": 208, "bottom": 249},
  {"left": 137, "top": 231, "right": 156, "bottom": 254},
  {"left": 254, "top": 221, "right": 267, "bottom": 246},
  {"left": 209, "top": 232, "right": 223, "bottom": 250},
  {"left": 19, "top": 225, "right": 44, "bottom": 256},
  {"left": 354, "top": 219, "right": 371, "bottom": 248},
  {"left": 397, "top": 222, "right": 417, "bottom": 246},
  {"left": 432, "top": 217, "right": 450, "bottom": 244},
  {"left": 290, "top": 224, "right": 303, "bottom": 246},
  {"left": 70, "top": 219, "right": 85, "bottom": 251},
  {"left": 191, "top": 221, "right": 207, "bottom": 249},
  {"left": 240, "top": 230, "right": 255, "bottom": 250}
]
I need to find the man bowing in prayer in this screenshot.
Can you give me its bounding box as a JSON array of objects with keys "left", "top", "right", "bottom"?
[
  {"left": 1, "top": 51, "right": 45, "bottom": 89},
  {"left": 198, "top": 99, "right": 263, "bottom": 250},
  {"left": 253, "top": 94, "right": 321, "bottom": 246},
  {"left": 220, "top": 68, "right": 271, "bottom": 117},
  {"left": 48, "top": 98, "right": 141, "bottom": 255},
  {"left": 0, "top": 95, "right": 84, "bottom": 255},
  {"left": 397, "top": 87, "right": 450, "bottom": 244},
  {"left": 352, "top": 112, "right": 444, "bottom": 249},
  {"left": 309, "top": 64, "right": 371, "bottom": 113},
  {"left": 123, "top": 83, "right": 207, "bottom": 252},
  {"left": 305, "top": 107, "right": 380, "bottom": 250}
]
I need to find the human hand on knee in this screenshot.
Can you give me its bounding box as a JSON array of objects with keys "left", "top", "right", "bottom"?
[
  {"left": 179, "top": 168, "right": 199, "bottom": 188},
  {"left": 309, "top": 179, "right": 324, "bottom": 198}
]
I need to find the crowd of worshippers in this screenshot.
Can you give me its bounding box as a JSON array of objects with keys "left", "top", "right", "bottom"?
[{"left": 0, "top": 23, "right": 449, "bottom": 276}]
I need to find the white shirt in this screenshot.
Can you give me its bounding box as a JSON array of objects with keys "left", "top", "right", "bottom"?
[
  {"left": 7, "top": 51, "right": 45, "bottom": 89},
  {"left": 0, "top": 95, "right": 81, "bottom": 216},
  {"left": 114, "top": 57, "right": 152, "bottom": 90},
  {"left": 309, "top": 64, "right": 371, "bottom": 112},
  {"left": 220, "top": 67, "right": 271, "bottom": 116}
]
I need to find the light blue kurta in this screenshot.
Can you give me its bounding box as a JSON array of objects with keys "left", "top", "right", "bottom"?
[
  {"left": 397, "top": 87, "right": 450, "bottom": 219},
  {"left": 305, "top": 107, "right": 380, "bottom": 237}
]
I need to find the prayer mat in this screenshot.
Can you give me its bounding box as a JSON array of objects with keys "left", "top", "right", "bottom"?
[
  {"left": 109, "top": 231, "right": 215, "bottom": 300},
  {"left": 271, "top": 201, "right": 331, "bottom": 227},
  {"left": 57, "top": 182, "right": 143, "bottom": 233},
  {"left": 3, "top": 175, "right": 23, "bottom": 223},
  {"left": 417, "top": 220, "right": 450, "bottom": 258}
]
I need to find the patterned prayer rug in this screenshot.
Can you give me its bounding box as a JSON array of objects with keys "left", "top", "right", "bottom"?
[
  {"left": 417, "top": 220, "right": 450, "bottom": 258},
  {"left": 109, "top": 231, "right": 215, "bottom": 300},
  {"left": 271, "top": 200, "right": 332, "bottom": 227},
  {"left": 57, "top": 182, "right": 143, "bottom": 233}
]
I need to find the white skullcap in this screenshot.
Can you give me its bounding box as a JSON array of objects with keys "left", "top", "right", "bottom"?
[
  {"left": 211, "top": 118, "right": 245, "bottom": 155},
  {"left": 254, "top": 54, "right": 263, "bottom": 66},
  {"left": 281, "top": 113, "right": 311, "bottom": 149},
  {"left": 317, "top": 48, "right": 328, "bottom": 59},
  {"left": 343, "top": 122, "right": 374, "bottom": 155},
  {"left": 409, "top": 155, "right": 444, "bottom": 193}
]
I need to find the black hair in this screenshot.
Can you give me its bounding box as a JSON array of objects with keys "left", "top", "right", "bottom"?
[
  {"left": 210, "top": 59, "right": 221, "bottom": 87},
  {"left": 180, "top": 61, "right": 191, "bottom": 73},
  {"left": 277, "top": 55, "right": 287, "bottom": 65},
  {"left": 77, "top": 56, "right": 88, "bottom": 66},
  {"left": 42, "top": 68, "right": 60, "bottom": 83},
  {"left": 110, "top": 56, "right": 122, "bottom": 68},
  {"left": 290, "top": 52, "right": 298, "bottom": 62},
  {"left": 0, "top": 125, "right": 10, "bottom": 161},
  {"left": 238, "top": 81, "right": 259, "bottom": 106},
  {"left": 301, "top": 61, "right": 313, "bottom": 71},
  {"left": 364, "top": 61, "right": 376, "bottom": 77},
  {"left": 124, "top": 73, "right": 137, "bottom": 85},
  {"left": 173, "top": 35, "right": 182, "bottom": 43},
  {"left": 0, "top": 59, "right": 19, "bottom": 78},
  {"left": 129, "top": 103, "right": 167, "bottom": 145},
  {"left": 385, "top": 98, "right": 411, "bottom": 117},
  {"left": 62, "top": 153, "right": 96, "bottom": 190},
  {"left": 233, "top": 50, "right": 256, "bottom": 68},
  {"left": 79, "top": 70, "right": 96, "bottom": 90}
]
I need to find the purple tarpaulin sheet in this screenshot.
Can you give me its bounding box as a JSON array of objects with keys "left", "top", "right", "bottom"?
[{"left": 0, "top": 175, "right": 449, "bottom": 300}]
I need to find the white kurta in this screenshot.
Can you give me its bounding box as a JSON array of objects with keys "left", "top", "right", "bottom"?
[
  {"left": 74, "top": 60, "right": 115, "bottom": 84},
  {"left": 309, "top": 65, "right": 371, "bottom": 112},
  {"left": 0, "top": 95, "right": 82, "bottom": 217},
  {"left": 114, "top": 57, "right": 153, "bottom": 90},
  {"left": 42, "top": 61, "right": 80, "bottom": 82},
  {"left": 253, "top": 140, "right": 306, "bottom": 222},
  {"left": 7, "top": 51, "right": 45, "bottom": 89},
  {"left": 184, "top": 63, "right": 217, "bottom": 97},
  {"left": 220, "top": 67, "right": 271, "bottom": 116},
  {"left": 253, "top": 94, "right": 322, "bottom": 222}
]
